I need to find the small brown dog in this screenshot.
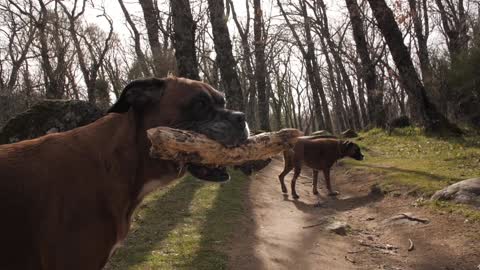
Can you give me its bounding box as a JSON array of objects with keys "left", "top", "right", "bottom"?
[{"left": 279, "top": 138, "right": 364, "bottom": 199}]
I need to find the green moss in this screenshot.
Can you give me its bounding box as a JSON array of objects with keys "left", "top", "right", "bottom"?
[
  {"left": 347, "top": 127, "right": 480, "bottom": 216},
  {"left": 106, "top": 170, "right": 248, "bottom": 270}
]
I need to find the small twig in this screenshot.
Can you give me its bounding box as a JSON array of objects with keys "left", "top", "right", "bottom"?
[
  {"left": 302, "top": 222, "right": 325, "bottom": 229},
  {"left": 400, "top": 213, "right": 429, "bottom": 224},
  {"left": 408, "top": 238, "right": 415, "bottom": 251},
  {"left": 345, "top": 255, "right": 356, "bottom": 264},
  {"left": 347, "top": 249, "right": 366, "bottom": 254},
  {"left": 359, "top": 241, "right": 398, "bottom": 250}
]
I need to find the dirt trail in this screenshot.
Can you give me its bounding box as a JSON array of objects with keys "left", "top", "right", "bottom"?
[{"left": 229, "top": 157, "right": 480, "bottom": 270}]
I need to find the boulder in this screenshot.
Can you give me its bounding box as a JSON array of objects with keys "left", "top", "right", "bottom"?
[
  {"left": 0, "top": 99, "right": 104, "bottom": 145},
  {"left": 431, "top": 178, "right": 480, "bottom": 208},
  {"left": 341, "top": 129, "right": 358, "bottom": 138}
]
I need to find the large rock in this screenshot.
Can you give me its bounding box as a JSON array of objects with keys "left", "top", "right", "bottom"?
[
  {"left": 0, "top": 100, "right": 104, "bottom": 144},
  {"left": 431, "top": 178, "right": 480, "bottom": 208}
]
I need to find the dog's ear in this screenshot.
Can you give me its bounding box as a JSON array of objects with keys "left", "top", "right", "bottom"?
[{"left": 108, "top": 78, "right": 166, "bottom": 113}]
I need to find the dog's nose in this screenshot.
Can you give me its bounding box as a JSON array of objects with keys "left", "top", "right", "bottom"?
[{"left": 230, "top": 112, "right": 246, "bottom": 124}]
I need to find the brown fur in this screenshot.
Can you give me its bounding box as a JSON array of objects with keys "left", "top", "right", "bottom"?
[
  {"left": 0, "top": 77, "right": 247, "bottom": 270},
  {"left": 278, "top": 137, "right": 363, "bottom": 199}
]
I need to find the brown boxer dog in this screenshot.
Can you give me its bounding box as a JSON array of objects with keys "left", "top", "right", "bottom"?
[
  {"left": 278, "top": 138, "right": 363, "bottom": 199},
  {"left": 0, "top": 77, "right": 249, "bottom": 270}
]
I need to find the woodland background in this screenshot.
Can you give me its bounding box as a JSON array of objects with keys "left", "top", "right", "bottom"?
[{"left": 1, "top": 0, "right": 479, "bottom": 134}]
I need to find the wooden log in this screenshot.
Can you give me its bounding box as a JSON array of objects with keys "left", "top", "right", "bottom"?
[{"left": 147, "top": 127, "right": 303, "bottom": 166}]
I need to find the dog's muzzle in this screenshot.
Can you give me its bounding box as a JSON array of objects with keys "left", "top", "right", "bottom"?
[{"left": 187, "top": 111, "right": 249, "bottom": 182}]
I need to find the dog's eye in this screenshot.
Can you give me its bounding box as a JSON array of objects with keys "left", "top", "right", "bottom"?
[{"left": 197, "top": 99, "right": 209, "bottom": 108}]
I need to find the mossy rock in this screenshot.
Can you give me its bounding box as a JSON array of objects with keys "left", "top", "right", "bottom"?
[{"left": 0, "top": 99, "right": 104, "bottom": 144}]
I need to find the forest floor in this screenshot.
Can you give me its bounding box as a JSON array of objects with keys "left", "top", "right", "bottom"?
[{"left": 108, "top": 128, "right": 480, "bottom": 270}]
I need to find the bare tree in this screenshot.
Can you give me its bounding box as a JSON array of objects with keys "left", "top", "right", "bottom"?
[
  {"left": 345, "top": 0, "right": 385, "bottom": 127},
  {"left": 435, "top": 0, "right": 469, "bottom": 60},
  {"left": 228, "top": 0, "right": 257, "bottom": 127},
  {"left": 408, "top": 0, "right": 432, "bottom": 89},
  {"left": 207, "top": 0, "right": 244, "bottom": 111},
  {"left": 171, "top": 0, "right": 200, "bottom": 80},
  {"left": 367, "top": 0, "right": 458, "bottom": 132},
  {"left": 278, "top": 0, "right": 328, "bottom": 131},
  {"left": 254, "top": 0, "right": 270, "bottom": 130},
  {"left": 0, "top": 0, "right": 36, "bottom": 93},
  {"left": 139, "top": 0, "right": 164, "bottom": 77},
  {"left": 59, "top": 0, "right": 114, "bottom": 105},
  {"left": 118, "top": 0, "right": 151, "bottom": 77},
  {"left": 309, "top": 0, "right": 362, "bottom": 130}
]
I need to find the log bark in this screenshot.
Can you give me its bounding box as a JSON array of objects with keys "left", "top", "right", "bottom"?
[{"left": 148, "top": 127, "right": 303, "bottom": 166}]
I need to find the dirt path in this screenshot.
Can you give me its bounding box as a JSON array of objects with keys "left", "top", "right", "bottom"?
[{"left": 229, "top": 157, "right": 480, "bottom": 270}]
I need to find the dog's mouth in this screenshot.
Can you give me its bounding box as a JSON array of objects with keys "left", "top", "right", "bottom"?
[
  {"left": 187, "top": 164, "right": 230, "bottom": 182},
  {"left": 355, "top": 154, "right": 364, "bottom": 161}
]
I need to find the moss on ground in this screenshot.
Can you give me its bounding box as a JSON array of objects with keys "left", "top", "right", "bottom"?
[
  {"left": 106, "top": 170, "right": 248, "bottom": 270},
  {"left": 346, "top": 127, "right": 480, "bottom": 221}
]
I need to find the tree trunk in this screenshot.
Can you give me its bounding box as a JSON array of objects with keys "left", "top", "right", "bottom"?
[
  {"left": 367, "top": 0, "right": 458, "bottom": 132},
  {"left": 354, "top": 59, "right": 369, "bottom": 125},
  {"left": 313, "top": 0, "right": 361, "bottom": 130},
  {"left": 435, "top": 0, "right": 469, "bottom": 60},
  {"left": 207, "top": 0, "right": 244, "bottom": 111},
  {"left": 139, "top": 0, "right": 165, "bottom": 77},
  {"left": 118, "top": 0, "right": 151, "bottom": 77},
  {"left": 300, "top": 0, "right": 332, "bottom": 132},
  {"left": 171, "top": 0, "right": 200, "bottom": 80},
  {"left": 277, "top": 0, "right": 325, "bottom": 131},
  {"left": 408, "top": 0, "right": 432, "bottom": 91},
  {"left": 345, "top": 0, "right": 385, "bottom": 127},
  {"left": 254, "top": 0, "right": 270, "bottom": 131}
]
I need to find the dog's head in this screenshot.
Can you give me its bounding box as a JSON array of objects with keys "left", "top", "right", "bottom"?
[
  {"left": 342, "top": 141, "right": 364, "bottom": 161},
  {"left": 108, "top": 77, "right": 249, "bottom": 182}
]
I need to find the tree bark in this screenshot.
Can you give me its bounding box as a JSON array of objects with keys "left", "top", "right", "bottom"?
[
  {"left": 300, "top": 0, "right": 332, "bottom": 132},
  {"left": 277, "top": 0, "right": 325, "bottom": 131},
  {"left": 367, "top": 0, "right": 458, "bottom": 132},
  {"left": 228, "top": 0, "right": 257, "bottom": 128},
  {"left": 354, "top": 59, "right": 369, "bottom": 125},
  {"left": 171, "top": 0, "right": 200, "bottom": 80},
  {"left": 311, "top": 0, "right": 361, "bottom": 130},
  {"left": 254, "top": 0, "right": 270, "bottom": 131},
  {"left": 148, "top": 127, "right": 303, "bottom": 166},
  {"left": 139, "top": 0, "right": 165, "bottom": 77},
  {"left": 207, "top": 0, "right": 244, "bottom": 111},
  {"left": 345, "top": 0, "right": 385, "bottom": 127},
  {"left": 118, "top": 0, "right": 151, "bottom": 77},
  {"left": 408, "top": 0, "right": 432, "bottom": 90},
  {"left": 435, "top": 0, "right": 469, "bottom": 60}
]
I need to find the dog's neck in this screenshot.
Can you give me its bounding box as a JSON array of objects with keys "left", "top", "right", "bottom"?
[
  {"left": 109, "top": 110, "right": 185, "bottom": 202},
  {"left": 80, "top": 110, "right": 184, "bottom": 204}
]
